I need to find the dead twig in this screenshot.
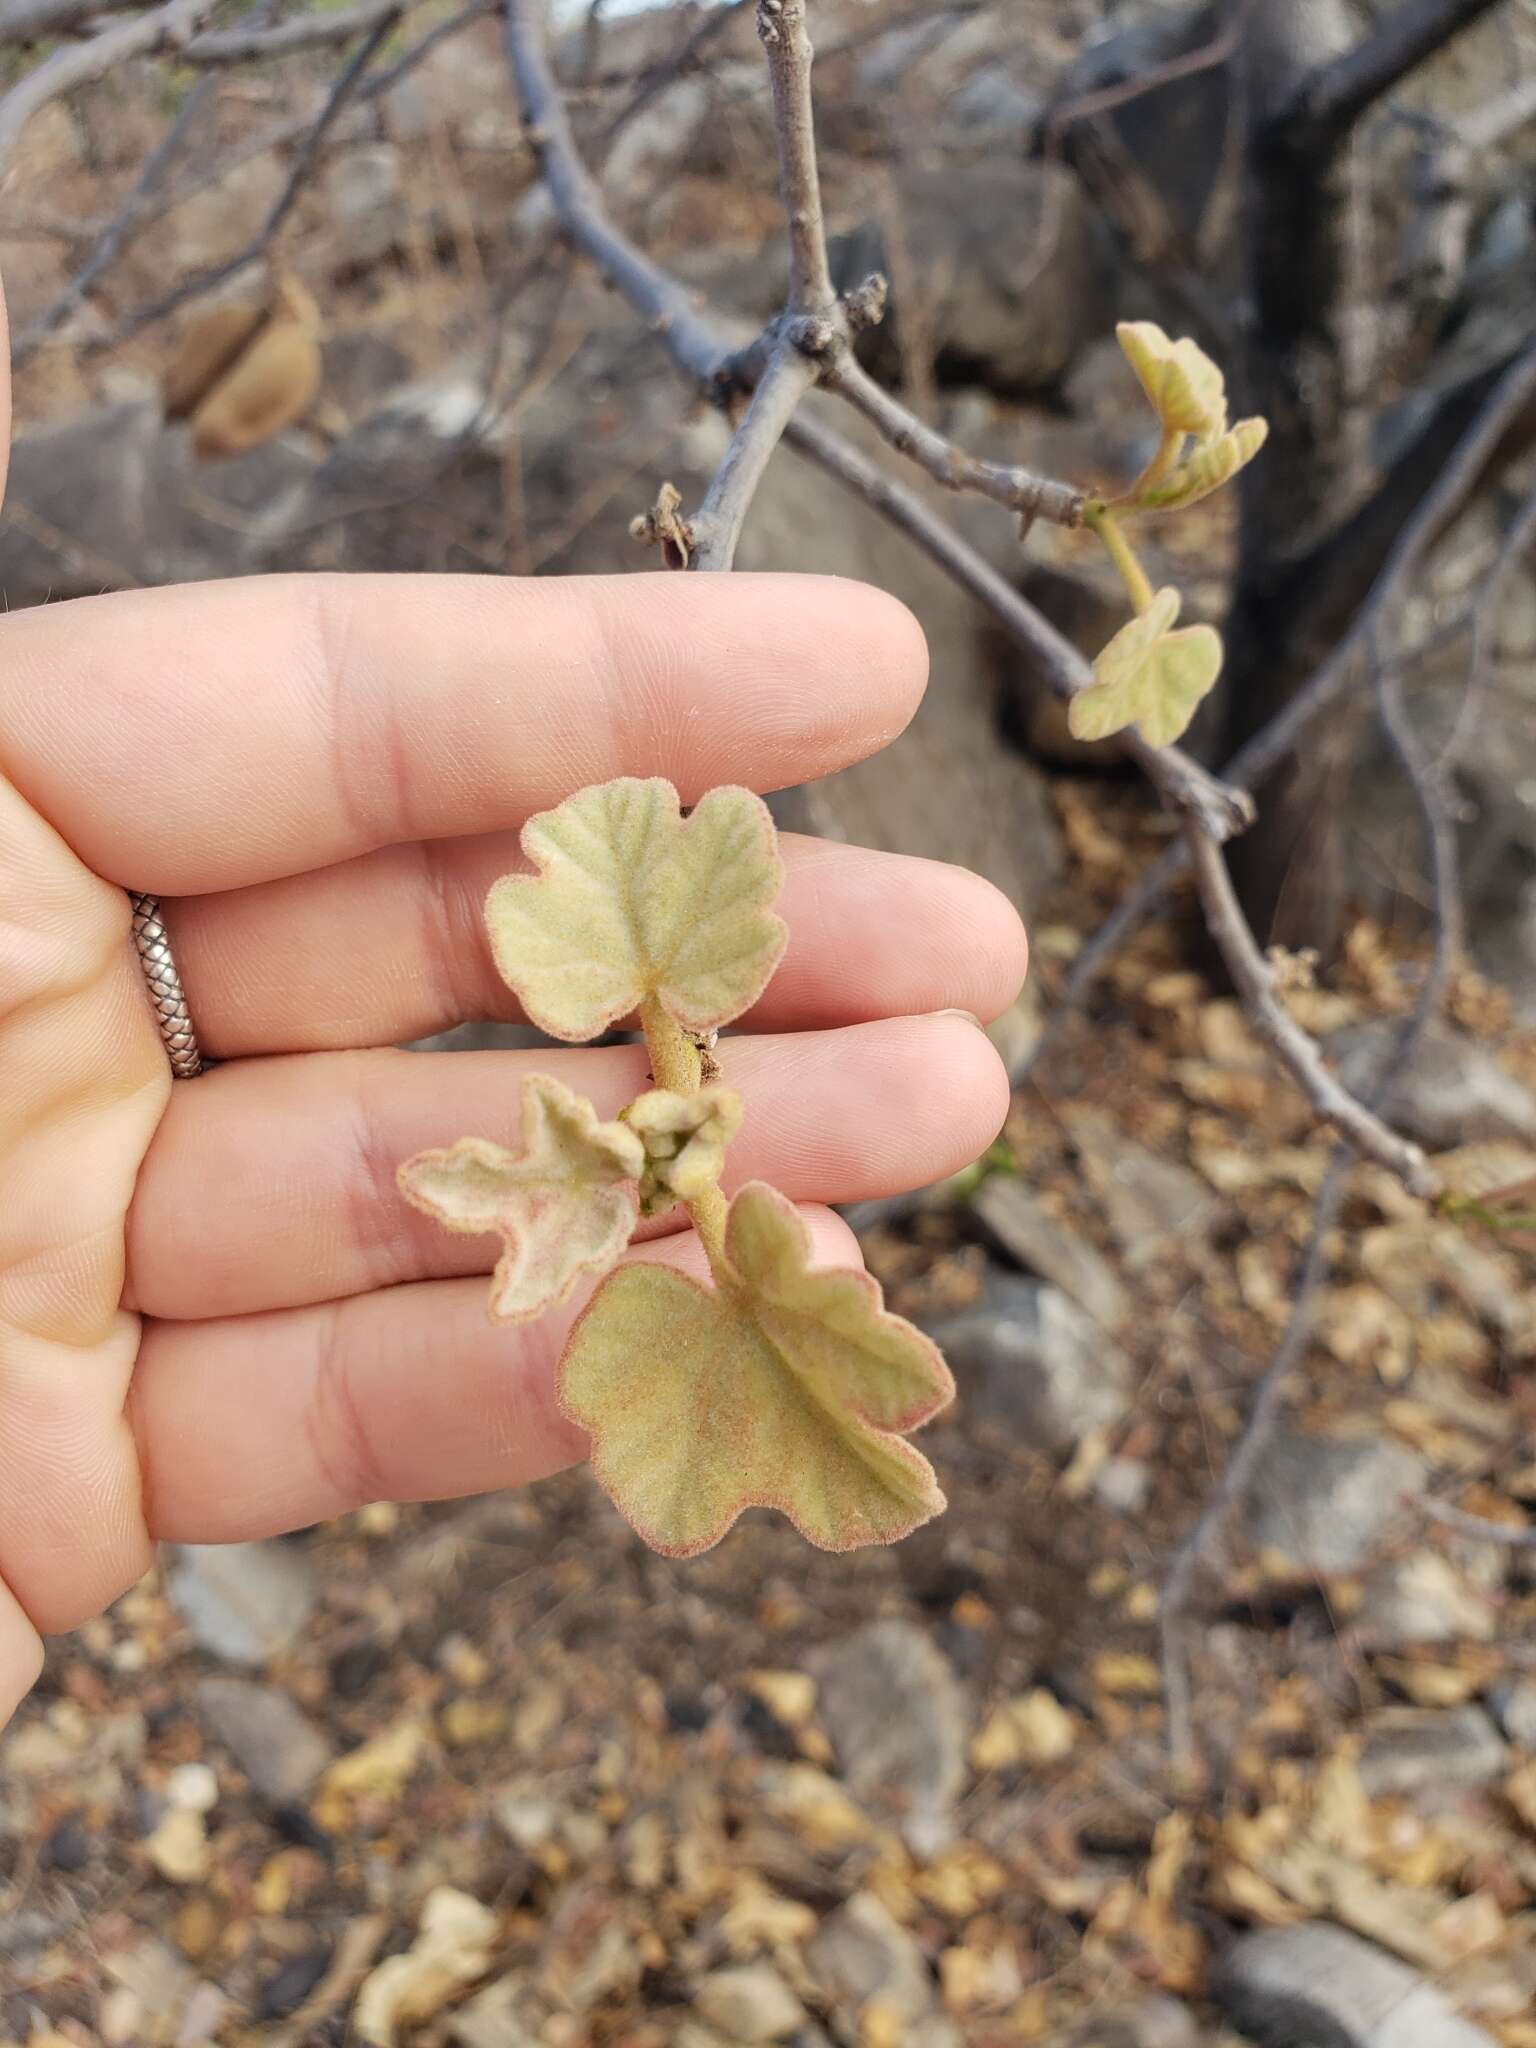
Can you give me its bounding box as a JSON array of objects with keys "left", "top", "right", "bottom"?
[
  {"left": 1421, "top": 1497, "right": 1536, "bottom": 1547},
  {"left": 0, "top": 0, "right": 211, "bottom": 175},
  {"left": 1276, "top": 0, "right": 1510, "bottom": 151}
]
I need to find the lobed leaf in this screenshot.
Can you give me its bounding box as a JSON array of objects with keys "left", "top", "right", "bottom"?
[
  {"left": 485, "top": 778, "right": 787, "bottom": 1042},
  {"left": 1118, "top": 320, "right": 1228, "bottom": 444},
  {"left": 1068, "top": 588, "right": 1224, "bottom": 749},
  {"left": 559, "top": 1182, "right": 954, "bottom": 1557},
  {"left": 398, "top": 1073, "right": 644, "bottom": 1323},
  {"left": 625, "top": 1085, "right": 744, "bottom": 1214},
  {"left": 1136, "top": 417, "right": 1269, "bottom": 512}
]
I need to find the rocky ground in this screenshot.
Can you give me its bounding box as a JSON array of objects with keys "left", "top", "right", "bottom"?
[
  {"left": 3, "top": 802, "right": 1536, "bottom": 2046},
  {"left": 3, "top": 1, "right": 1536, "bottom": 2041}
]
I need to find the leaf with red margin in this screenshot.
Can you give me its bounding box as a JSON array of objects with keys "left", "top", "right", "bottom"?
[
  {"left": 558, "top": 1182, "right": 954, "bottom": 1555},
  {"left": 398, "top": 1073, "right": 644, "bottom": 1323}
]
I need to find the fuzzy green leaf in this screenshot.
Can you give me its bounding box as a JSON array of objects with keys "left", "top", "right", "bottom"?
[
  {"left": 560, "top": 1183, "right": 953, "bottom": 1557},
  {"left": 1136, "top": 417, "right": 1269, "bottom": 512},
  {"left": 1118, "top": 320, "right": 1228, "bottom": 443},
  {"left": 398, "top": 1074, "right": 644, "bottom": 1323},
  {"left": 485, "top": 778, "right": 787, "bottom": 1042},
  {"left": 1068, "top": 588, "right": 1223, "bottom": 749},
  {"left": 625, "top": 1085, "right": 744, "bottom": 1215}
]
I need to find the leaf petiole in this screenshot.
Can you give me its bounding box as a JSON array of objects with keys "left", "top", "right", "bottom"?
[{"left": 639, "top": 995, "right": 733, "bottom": 1288}]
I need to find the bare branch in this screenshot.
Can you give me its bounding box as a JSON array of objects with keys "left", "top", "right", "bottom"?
[
  {"left": 503, "top": 0, "right": 735, "bottom": 389},
  {"left": 1032, "top": 340, "right": 1536, "bottom": 1053},
  {"left": 94, "top": 13, "right": 393, "bottom": 344},
  {"left": 756, "top": 0, "right": 834, "bottom": 314},
  {"left": 692, "top": 347, "right": 821, "bottom": 571},
  {"left": 12, "top": 74, "right": 214, "bottom": 359},
  {"left": 0, "top": 0, "right": 211, "bottom": 176},
  {"left": 1184, "top": 827, "right": 1438, "bottom": 1194},
  {"left": 1161, "top": 1154, "right": 1348, "bottom": 1778},
  {"left": 781, "top": 406, "right": 1252, "bottom": 844},
  {"left": 0, "top": 0, "right": 143, "bottom": 46},
  {"left": 183, "top": 0, "right": 403, "bottom": 65},
  {"left": 1276, "top": 0, "right": 1509, "bottom": 150},
  {"left": 827, "top": 357, "right": 1085, "bottom": 525}
]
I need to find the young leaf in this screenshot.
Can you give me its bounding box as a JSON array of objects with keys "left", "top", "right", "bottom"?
[
  {"left": 485, "top": 778, "right": 787, "bottom": 1041},
  {"left": 1136, "top": 417, "right": 1269, "bottom": 512},
  {"left": 1117, "top": 320, "right": 1228, "bottom": 444},
  {"left": 559, "top": 1182, "right": 954, "bottom": 1557},
  {"left": 1068, "top": 588, "right": 1223, "bottom": 749},
  {"left": 398, "top": 1073, "right": 644, "bottom": 1323},
  {"left": 625, "top": 1085, "right": 744, "bottom": 1214}
]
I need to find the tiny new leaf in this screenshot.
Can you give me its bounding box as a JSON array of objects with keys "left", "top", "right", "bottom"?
[
  {"left": 625, "top": 1085, "right": 744, "bottom": 1214},
  {"left": 1070, "top": 587, "right": 1224, "bottom": 749},
  {"left": 1117, "top": 320, "right": 1228, "bottom": 443},
  {"left": 485, "top": 777, "right": 787, "bottom": 1041},
  {"left": 560, "top": 1182, "right": 954, "bottom": 1556},
  {"left": 398, "top": 1073, "right": 644, "bottom": 1323},
  {"left": 1134, "top": 416, "right": 1269, "bottom": 513}
]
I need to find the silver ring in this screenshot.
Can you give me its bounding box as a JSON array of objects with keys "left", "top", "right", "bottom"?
[{"left": 129, "top": 893, "right": 204, "bottom": 1079}]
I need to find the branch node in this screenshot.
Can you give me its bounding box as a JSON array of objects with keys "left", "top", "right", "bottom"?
[{"left": 842, "top": 272, "right": 888, "bottom": 334}]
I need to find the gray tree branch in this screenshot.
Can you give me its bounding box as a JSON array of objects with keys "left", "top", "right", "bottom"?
[{"left": 1276, "top": 0, "right": 1510, "bottom": 150}]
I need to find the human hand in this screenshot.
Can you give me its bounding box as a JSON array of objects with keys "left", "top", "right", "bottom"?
[{"left": 0, "top": 336, "right": 1026, "bottom": 1731}]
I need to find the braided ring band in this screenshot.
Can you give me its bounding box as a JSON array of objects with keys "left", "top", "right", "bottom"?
[{"left": 129, "top": 893, "right": 204, "bottom": 1079}]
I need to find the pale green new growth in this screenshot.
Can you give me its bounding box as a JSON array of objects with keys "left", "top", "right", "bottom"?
[
  {"left": 400, "top": 777, "right": 952, "bottom": 1558},
  {"left": 398, "top": 1075, "right": 643, "bottom": 1322},
  {"left": 1117, "top": 319, "right": 1229, "bottom": 443},
  {"left": 625, "top": 1085, "right": 744, "bottom": 1215},
  {"left": 1070, "top": 325, "right": 1268, "bottom": 749},
  {"left": 560, "top": 1183, "right": 953, "bottom": 1557},
  {"left": 485, "top": 777, "right": 787, "bottom": 1041},
  {"left": 1069, "top": 588, "right": 1225, "bottom": 749}
]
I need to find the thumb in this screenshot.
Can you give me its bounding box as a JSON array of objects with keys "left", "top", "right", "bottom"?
[{"left": 0, "top": 268, "right": 11, "bottom": 508}]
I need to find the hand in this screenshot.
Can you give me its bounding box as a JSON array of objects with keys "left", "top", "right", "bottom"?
[{"left": 0, "top": 328, "right": 1026, "bottom": 1731}]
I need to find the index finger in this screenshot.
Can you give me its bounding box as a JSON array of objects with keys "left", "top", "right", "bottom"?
[{"left": 0, "top": 571, "right": 926, "bottom": 893}]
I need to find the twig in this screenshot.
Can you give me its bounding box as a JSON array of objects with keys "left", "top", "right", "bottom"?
[
  {"left": 826, "top": 356, "right": 1085, "bottom": 524},
  {"left": 183, "top": 0, "right": 403, "bottom": 65},
  {"left": 1032, "top": 340, "right": 1536, "bottom": 1056},
  {"left": 781, "top": 407, "right": 1253, "bottom": 845},
  {"left": 1421, "top": 1497, "right": 1536, "bottom": 1547},
  {"left": 756, "top": 0, "right": 834, "bottom": 314},
  {"left": 692, "top": 347, "right": 820, "bottom": 570},
  {"left": 1161, "top": 1156, "right": 1348, "bottom": 1776},
  {"left": 0, "top": 0, "right": 142, "bottom": 44},
  {"left": 1275, "top": 0, "right": 1510, "bottom": 150},
  {"left": 1183, "top": 826, "right": 1437, "bottom": 1195},
  {"left": 85, "top": 14, "right": 394, "bottom": 345},
  {"left": 12, "top": 75, "right": 215, "bottom": 361},
  {"left": 0, "top": 0, "right": 212, "bottom": 175}
]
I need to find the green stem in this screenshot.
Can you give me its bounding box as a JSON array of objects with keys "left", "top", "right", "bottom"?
[
  {"left": 1128, "top": 424, "right": 1186, "bottom": 504},
  {"left": 1085, "top": 501, "right": 1156, "bottom": 615},
  {"left": 639, "top": 996, "right": 732, "bottom": 1288}
]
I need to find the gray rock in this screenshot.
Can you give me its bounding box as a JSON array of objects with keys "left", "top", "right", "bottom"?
[
  {"left": 1357, "top": 1552, "right": 1500, "bottom": 1648},
  {"left": 806, "top": 1894, "right": 957, "bottom": 2048},
  {"left": 811, "top": 1622, "right": 967, "bottom": 1858},
  {"left": 1358, "top": 1706, "right": 1510, "bottom": 1798},
  {"left": 319, "top": 143, "right": 406, "bottom": 269},
  {"left": 1245, "top": 1423, "right": 1428, "bottom": 1577},
  {"left": 1487, "top": 1674, "right": 1536, "bottom": 1748},
  {"left": 169, "top": 1541, "right": 318, "bottom": 1666},
  {"left": 1211, "top": 1924, "right": 1499, "bottom": 2047},
  {"left": 1061, "top": 1107, "right": 1217, "bottom": 1273},
  {"left": 196, "top": 1679, "right": 332, "bottom": 1805},
  {"left": 969, "top": 1176, "right": 1129, "bottom": 1328},
  {"left": 1335, "top": 1024, "right": 1536, "bottom": 1150},
  {"left": 449, "top": 1975, "right": 538, "bottom": 2048},
  {"left": 835, "top": 160, "right": 1114, "bottom": 396},
  {"left": 924, "top": 1273, "right": 1133, "bottom": 1453},
  {"left": 1094, "top": 1457, "right": 1154, "bottom": 1517},
  {"left": 1058, "top": 1997, "right": 1204, "bottom": 2048},
  {"left": 694, "top": 1965, "right": 806, "bottom": 2042}
]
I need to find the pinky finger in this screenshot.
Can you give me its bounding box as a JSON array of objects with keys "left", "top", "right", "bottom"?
[{"left": 128, "top": 1207, "right": 865, "bottom": 1545}]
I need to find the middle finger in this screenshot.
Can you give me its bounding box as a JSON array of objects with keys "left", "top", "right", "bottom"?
[{"left": 126, "top": 1014, "right": 1010, "bottom": 1320}]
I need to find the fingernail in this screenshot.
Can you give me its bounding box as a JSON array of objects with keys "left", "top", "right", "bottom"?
[{"left": 930, "top": 1007, "right": 984, "bottom": 1030}]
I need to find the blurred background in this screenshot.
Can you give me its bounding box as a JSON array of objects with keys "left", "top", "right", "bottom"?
[{"left": 2, "top": 1, "right": 1536, "bottom": 2043}]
